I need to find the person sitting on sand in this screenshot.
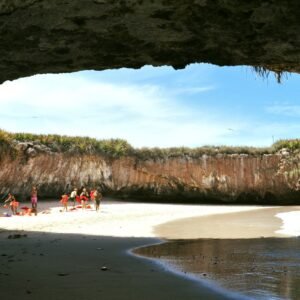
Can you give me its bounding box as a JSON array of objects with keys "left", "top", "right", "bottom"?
[
  {"left": 10, "top": 197, "right": 19, "bottom": 215},
  {"left": 94, "top": 190, "right": 102, "bottom": 212},
  {"left": 3, "top": 193, "right": 16, "bottom": 215},
  {"left": 60, "top": 193, "right": 69, "bottom": 212},
  {"left": 31, "top": 186, "right": 38, "bottom": 216},
  {"left": 80, "top": 188, "right": 89, "bottom": 210},
  {"left": 69, "top": 187, "right": 77, "bottom": 207}
]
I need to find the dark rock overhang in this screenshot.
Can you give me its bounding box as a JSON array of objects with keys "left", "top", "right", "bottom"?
[{"left": 1, "top": 0, "right": 300, "bottom": 83}]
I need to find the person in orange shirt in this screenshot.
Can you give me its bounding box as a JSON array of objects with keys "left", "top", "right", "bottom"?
[{"left": 60, "top": 193, "right": 69, "bottom": 212}]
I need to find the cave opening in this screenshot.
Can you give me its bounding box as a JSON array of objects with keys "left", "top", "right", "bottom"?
[{"left": 1, "top": 63, "right": 299, "bottom": 150}]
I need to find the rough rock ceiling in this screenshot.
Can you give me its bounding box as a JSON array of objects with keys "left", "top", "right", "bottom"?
[{"left": 0, "top": 0, "right": 300, "bottom": 83}]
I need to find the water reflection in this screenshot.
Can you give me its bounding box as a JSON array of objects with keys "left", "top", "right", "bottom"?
[{"left": 135, "top": 238, "right": 300, "bottom": 300}]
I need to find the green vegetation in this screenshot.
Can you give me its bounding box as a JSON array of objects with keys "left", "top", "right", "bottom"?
[
  {"left": 0, "top": 129, "right": 299, "bottom": 159},
  {"left": 272, "top": 139, "right": 300, "bottom": 152},
  {"left": 1, "top": 130, "right": 133, "bottom": 157},
  {"left": 0, "top": 129, "right": 12, "bottom": 144},
  {"left": 135, "top": 145, "right": 272, "bottom": 160},
  {"left": 0, "top": 129, "right": 16, "bottom": 159}
]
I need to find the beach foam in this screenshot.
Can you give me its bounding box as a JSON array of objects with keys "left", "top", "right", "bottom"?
[{"left": 276, "top": 211, "right": 300, "bottom": 236}]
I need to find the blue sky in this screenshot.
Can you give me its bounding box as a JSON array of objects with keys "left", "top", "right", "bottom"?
[{"left": 0, "top": 63, "right": 299, "bottom": 148}]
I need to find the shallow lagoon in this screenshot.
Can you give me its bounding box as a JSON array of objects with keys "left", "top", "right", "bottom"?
[{"left": 136, "top": 238, "right": 300, "bottom": 300}]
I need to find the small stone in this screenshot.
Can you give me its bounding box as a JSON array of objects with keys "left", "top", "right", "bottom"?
[
  {"left": 57, "top": 273, "right": 69, "bottom": 276},
  {"left": 101, "top": 266, "right": 108, "bottom": 271}
]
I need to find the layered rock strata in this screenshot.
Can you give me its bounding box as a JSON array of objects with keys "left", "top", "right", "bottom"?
[{"left": 0, "top": 143, "right": 299, "bottom": 204}]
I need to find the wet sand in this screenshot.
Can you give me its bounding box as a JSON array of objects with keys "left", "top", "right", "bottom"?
[
  {"left": 155, "top": 206, "right": 300, "bottom": 239},
  {"left": 0, "top": 231, "right": 236, "bottom": 300}
]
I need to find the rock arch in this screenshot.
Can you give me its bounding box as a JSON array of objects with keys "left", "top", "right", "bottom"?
[{"left": 1, "top": 0, "right": 300, "bottom": 83}]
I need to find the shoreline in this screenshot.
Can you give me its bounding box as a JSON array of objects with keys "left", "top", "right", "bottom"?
[
  {"left": 129, "top": 241, "right": 252, "bottom": 300},
  {"left": 154, "top": 206, "right": 300, "bottom": 240},
  {"left": 1, "top": 201, "right": 299, "bottom": 300}
]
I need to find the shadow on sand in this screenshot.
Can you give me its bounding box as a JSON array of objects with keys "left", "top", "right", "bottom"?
[{"left": 0, "top": 228, "right": 245, "bottom": 300}]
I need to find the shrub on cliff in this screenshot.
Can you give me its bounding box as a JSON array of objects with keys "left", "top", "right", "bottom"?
[
  {"left": 0, "top": 129, "right": 16, "bottom": 159},
  {"left": 0, "top": 129, "right": 11, "bottom": 144},
  {"left": 9, "top": 131, "right": 133, "bottom": 157},
  {"left": 1, "top": 129, "right": 300, "bottom": 160},
  {"left": 134, "top": 145, "right": 272, "bottom": 160},
  {"left": 272, "top": 139, "right": 300, "bottom": 152}
]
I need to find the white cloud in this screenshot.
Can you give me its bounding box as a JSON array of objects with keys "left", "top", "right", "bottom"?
[
  {"left": 0, "top": 73, "right": 240, "bottom": 147},
  {"left": 266, "top": 104, "right": 300, "bottom": 116},
  {"left": 172, "top": 86, "right": 215, "bottom": 95},
  {"left": 1, "top": 71, "right": 297, "bottom": 148}
]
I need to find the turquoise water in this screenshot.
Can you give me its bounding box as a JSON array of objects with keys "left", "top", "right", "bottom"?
[{"left": 136, "top": 238, "right": 300, "bottom": 300}]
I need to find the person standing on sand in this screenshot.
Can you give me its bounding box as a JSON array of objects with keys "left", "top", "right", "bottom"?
[
  {"left": 80, "top": 188, "right": 89, "bottom": 210},
  {"left": 90, "top": 188, "right": 96, "bottom": 209},
  {"left": 31, "top": 186, "right": 38, "bottom": 216},
  {"left": 70, "top": 187, "right": 77, "bottom": 207},
  {"left": 94, "top": 190, "right": 102, "bottom": 212},
  {"left": 60, "top": 193, "right": 69, "bottom": 212}
]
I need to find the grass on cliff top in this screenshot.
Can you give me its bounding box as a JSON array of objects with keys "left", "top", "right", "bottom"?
[
  {"left": 0, "top": 129, "right": 299, "bottom": 159},
  {"left": 272, "top": 139, "right": 300, "bottom": 151},
  {"left": 11, "top": 131, "right": 133, "bottom": 157},
  {"left": 0, "top": 129, "right": 17, "bottom": 159}
]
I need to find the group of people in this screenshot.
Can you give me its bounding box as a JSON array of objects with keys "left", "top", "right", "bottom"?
[
  {"left": 60, "top": 187, "right": 103, "bottom": 212},
  {"left": 3, "top": 186, "right": 38, "bottom": 216},
  {"left": 2, "top": 186, "right": 103, "bottom": 216}
]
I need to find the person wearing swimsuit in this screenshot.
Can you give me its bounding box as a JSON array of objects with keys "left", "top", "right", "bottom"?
[{"left": 31, "top": 186, "right": 38, "bottom": 216}]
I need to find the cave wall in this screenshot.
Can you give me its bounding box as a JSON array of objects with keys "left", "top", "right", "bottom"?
[
  {"left": 0, "top": 0, "right": 300, "bottom": 83},
  {"left": 1, "top": 148, "right": 299, "bottom": 204}
]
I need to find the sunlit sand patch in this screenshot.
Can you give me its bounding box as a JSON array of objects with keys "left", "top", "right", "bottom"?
[{"left": 0, "top": 202, "right": 267, "bottom": 238}]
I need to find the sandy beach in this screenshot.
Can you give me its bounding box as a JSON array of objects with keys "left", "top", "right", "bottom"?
[{"left": 0, "top": 200, "right": 299, "bottom": 300}]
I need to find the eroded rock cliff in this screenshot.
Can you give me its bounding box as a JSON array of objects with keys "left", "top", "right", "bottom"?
[
  {"left": 1, "top": 142, "right": 299, "bottom": 204},
  {"left": 0, "top": 0, "right": 300, "bottom": 83}
]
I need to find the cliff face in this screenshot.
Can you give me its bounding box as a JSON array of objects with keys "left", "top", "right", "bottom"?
[
  {"left": 0, "top": 145, "right": 299, "bottom": 204},
  {"left": 0, "top": 0, "right": 300, "bottom": 83}
]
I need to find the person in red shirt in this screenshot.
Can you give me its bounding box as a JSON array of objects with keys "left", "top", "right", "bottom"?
[{"left": 80, "top": 188, "right": 89, "bottom": 210}]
